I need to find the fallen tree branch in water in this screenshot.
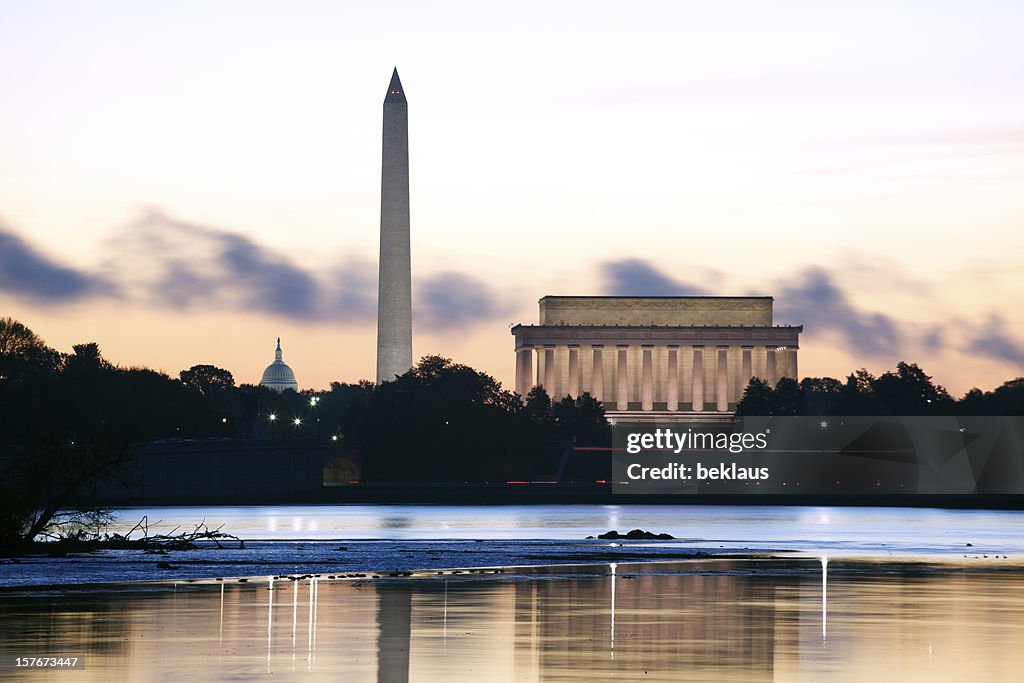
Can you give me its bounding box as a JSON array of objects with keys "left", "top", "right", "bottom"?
[{"left": 6, "top": 516, "right": 243, "bottom": 556}]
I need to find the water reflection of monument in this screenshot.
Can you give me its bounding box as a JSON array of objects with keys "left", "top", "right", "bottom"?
[
  {"left": 8, "top": 562, "right": 1024, "bottom": 680},
  {"left": 363, "top": 564, "right": 780, "bottom": 681},
  {"left": 516, "top": 566, "right": 777, "bottom": 680},
  {"left": 377, "top": 585, "right": 411, "bottom": 683}
]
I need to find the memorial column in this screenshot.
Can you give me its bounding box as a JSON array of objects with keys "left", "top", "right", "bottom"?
[
  {"left": 567, "top": 345, "right": 580, "bottom": 398},
  {"left": 591, "top": 345, "right": 604, "bottom": 402},
  {"left": 716, "top": 345, "right": 729, "bottom": 412},
  {"left": 740, "top": 345, "right": 753, "bottom": 398},
  {"left": 616, "top": 345, "right": 629, "bottom": 411},
  {"left": 765, "top": 346, "right": 777, "bottom": 387},
  {"left": 515, "top": 347, "right": 533, "bottom": 399},
  {"left": 543, "top": 345, "right": 556, "bottom": 395},
  {"left": 641, "top": 345, "right": 654, "bottom": 411},
  {"left": 691, "top": 345, "right": 704, "bottom": 412},
  {"left": 666, "top": 345, "right": 679, "bottom": 411}
]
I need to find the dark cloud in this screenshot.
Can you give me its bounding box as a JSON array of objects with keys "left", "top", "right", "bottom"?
[
  {"left": 600, "top": 259, "right": 907, "bottom": 357},
  {"left": 88, "top": 210, "right": 383, "bottom": 323},
  {"left": 773, "top": 268, "right": 902, "bottom": 356},
  {"left": 0, "top": 228, "right": 115, "bottom": 302},
  {"left": 611, "top": 259, "right": 1024, "bottom": 368},
  {"left": 968, "top": 315, "right": 1024, "bottom": 366},
  {"left": 114, "top": 211, "right": 328, "bottom": 320},
  {"left": 601, "top": 258, "right": 710, "bottom": 296},
  {"left": 415, "top": 272, "right": 511, "bottom": 330},
  {"left": 1, "top": 210, "right": 507, "bottom": 331},
  {"left": 218, "top": 232, "right": 322, "bottom": 318},
  {"left": 921, "top": 325, "right": 945, "bottom": 354}
]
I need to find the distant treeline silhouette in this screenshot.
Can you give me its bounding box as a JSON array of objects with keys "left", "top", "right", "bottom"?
[
  {"left": 735, "top": 363, "right": 1023, "bottom": 416},
  {"left": 0, "top": 317, "right": 611, "bottom": 543},
  {"left": 0, "top": 317, "right": 609, "bottom": 473},
  {"left": 2, "top": 316, "right": 1023, "bottom": 544},
  {"left": 2, "top": 318, "right": 1021, "bottom": 453},
  {"left": 2, "top": 317, "right": 1023, "bottom": 449}
]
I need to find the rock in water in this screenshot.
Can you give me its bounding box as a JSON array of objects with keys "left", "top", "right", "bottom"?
[{"left": 597, "top": 529, "right": 675, "bottom": 540}]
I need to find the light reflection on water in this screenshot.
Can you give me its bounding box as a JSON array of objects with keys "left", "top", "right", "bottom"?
[
  {"left": 107, "top": 504, "right": 1024, "bottom": 556},
  {"left": 1, "top": 559, "right": 1023, "bottom": 682}
]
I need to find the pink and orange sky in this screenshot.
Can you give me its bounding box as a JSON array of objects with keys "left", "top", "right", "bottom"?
[{"left": 2, "top": 1, "right": 1023, "bottom": 396}]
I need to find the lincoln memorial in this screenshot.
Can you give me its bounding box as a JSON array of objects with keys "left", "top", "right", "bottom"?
[{"left": 511, "top": 296, "right": 802, "bottom": 418}]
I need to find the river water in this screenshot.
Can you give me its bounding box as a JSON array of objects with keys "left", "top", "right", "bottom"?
[
  {"left": 2, "top": 505, "right": 1023, "bottom": 680},
  {"left": 107, "top": 504, "right": 1024, "bottom": 555},
  {"left": 2, "top": 558, "right": 1024, "bottom": 681},
  {"left": 2, "top": 504, "right": 1021, "bottom": 588}
]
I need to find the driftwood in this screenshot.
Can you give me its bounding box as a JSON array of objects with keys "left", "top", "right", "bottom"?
[{"left": 29, "top": 516, "right": 242, "bottom": 554}]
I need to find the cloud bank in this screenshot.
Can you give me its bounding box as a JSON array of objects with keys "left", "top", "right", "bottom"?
[
  {"left": 0, "top": 227, "right": 115, "bottom": 302},
  {"left": 600, "top": 257, "right": 1022, "bottom": 371},
  {"left": 0, "top": 210, "right": 507, "bottom": 331}
]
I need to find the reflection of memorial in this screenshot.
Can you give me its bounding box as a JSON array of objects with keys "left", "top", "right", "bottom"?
[
  {"left": 5, "top": 562, "right": 1024, "bottom": 681},
  {"left": 512, "top": 297, "right": 802, "bottom": 418},
  {"left": 516, "top": 565, "right": 777, "bottom": 680}
]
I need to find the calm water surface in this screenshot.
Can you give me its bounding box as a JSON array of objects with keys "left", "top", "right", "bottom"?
[
  {"left": 108, "top": 504, "right": 1024, "bottom": 556},
  {"left": 2, "top": 558, "right": 1023, "bottom": 682}
]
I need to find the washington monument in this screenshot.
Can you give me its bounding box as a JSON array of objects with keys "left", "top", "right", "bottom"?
[{"left": 376, "top": 68, "right": 413, "bottom": 383}]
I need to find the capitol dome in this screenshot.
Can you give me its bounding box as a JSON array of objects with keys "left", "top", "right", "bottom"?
[{"left": 260, "top": 338, "right": 299, "bottom": 393}]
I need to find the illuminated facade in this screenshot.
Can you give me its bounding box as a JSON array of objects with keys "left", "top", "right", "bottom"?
[{"left": 511, "top": 296, "right": 801, "bottom": 416}]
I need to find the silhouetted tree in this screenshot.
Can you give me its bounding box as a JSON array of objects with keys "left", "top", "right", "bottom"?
[
  {"left": 737, "top": 364, "right": 959, "bottom": 417},
  {"left": 524, "top": 386, "right": 553, "bottom": 424},
  {"left": 65, "top": 342, "right": 111, "bottom": 374},
  {"left": 958, "top": 378, "right": 1024, "bottom": 415},
  {"left": 959, "top": 387, "right": 991, "bottom": 415},
  {"left": 350, "top": 356, "right": 524, "bottom": 481},
  {"left": 872, "top": 362, "right": 953, "bottom": 415},
  {"left": 0, "top": 436, "right": 129, "bottom": 547},
  {"left": 735, "top": 378, "right": 775, "bottom": 416},
  {"left": 773, "top": 377, "right": 803, "bottom": 415},
  {"left": 0, "top": 317, "right": 62, "bottom": 383},
  {"left": 180, "top": 364, "right": 235, "bottom": 396},
  {"left": 800, "top": 376, "right": 843, "bottom": 415},
  {"left": 992, "top": 378, "right": 1024, "bottom": 415},
  {"left": 837, "top": 369, "right": 879, "bottom": 415},
  {"left": 552, "top": 393, "right": 611, "bottom": 445}
]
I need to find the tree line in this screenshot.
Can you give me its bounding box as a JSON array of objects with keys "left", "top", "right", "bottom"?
[
  {"left": 735, "top": 362, "right": 1024, "bottom": 416},
  {"left": 0, "top": 317, "right": 610, "bottom": 447},
  {"left": 3, "top": 315, "right": 1023, "bottom": 545}
]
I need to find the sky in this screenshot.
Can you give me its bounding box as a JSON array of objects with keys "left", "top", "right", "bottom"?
[{"left": 1, "top": 0, "right": 1023, "bottom": 396}]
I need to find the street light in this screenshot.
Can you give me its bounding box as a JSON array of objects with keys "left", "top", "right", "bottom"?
[{"left": 308, "top": 396, "right": 321, "bottom": 436}]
